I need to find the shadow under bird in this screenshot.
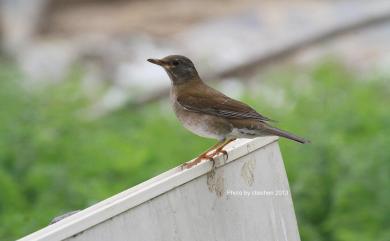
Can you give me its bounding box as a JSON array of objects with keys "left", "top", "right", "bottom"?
[{"left": 148, "top": 55, "right": 309, "bottom": 169}]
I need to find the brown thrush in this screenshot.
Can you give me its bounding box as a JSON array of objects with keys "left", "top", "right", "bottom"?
[{"left": 148, "top": 55, "right": 309, "bottom": 169}]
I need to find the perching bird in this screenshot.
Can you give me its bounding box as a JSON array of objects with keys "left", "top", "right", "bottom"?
[{"left": 148, "top": 55, "right": 309, "bottom": 169}]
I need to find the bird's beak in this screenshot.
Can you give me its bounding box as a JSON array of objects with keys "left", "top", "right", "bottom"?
[{"left": 147, "top": 58, "right": 168, "bottom": 67}]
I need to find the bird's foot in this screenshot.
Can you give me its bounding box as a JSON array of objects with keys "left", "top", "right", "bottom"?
[
  {"left": 181, "top": 140, "right": 233, "bottom": 170},
  {"left": 209, "top": 148, "right": 228, "bottom": 161},
  {"left": 181, "top": 155, "right": 214, "bottom": 170},
  {"left": 218, "top": 149, "right": 228, "bottom": 160}
]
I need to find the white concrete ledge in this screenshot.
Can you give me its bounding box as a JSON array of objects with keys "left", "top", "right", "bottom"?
[{"left": 19, "top": 136, "right": 300, "bottom": 241}]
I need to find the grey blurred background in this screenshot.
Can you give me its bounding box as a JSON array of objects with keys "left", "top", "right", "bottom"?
[{"left": 2, "top": 0, "right": 390, "bottom": 115}]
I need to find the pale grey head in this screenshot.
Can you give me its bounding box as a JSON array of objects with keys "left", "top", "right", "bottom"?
[{"left": 147, "top": 55, "right": 200, "bottom": 85}]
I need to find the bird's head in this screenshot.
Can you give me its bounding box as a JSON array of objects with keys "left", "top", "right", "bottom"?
[{"left": 148, "top": 55, "right": 200, "bottom": 85}]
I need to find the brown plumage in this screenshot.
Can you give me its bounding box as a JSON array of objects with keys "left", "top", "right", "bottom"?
[{"left": 148, "top": 55, "right": 309, "bottom": 168}]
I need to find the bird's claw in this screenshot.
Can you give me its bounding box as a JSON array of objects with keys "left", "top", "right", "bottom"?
[
  {"left": 218, "top": 150, "right": 228, "bottom": 160},
  {"left": 208, "top": 156, "right": 216, "bottom": 168},
  {"left": 212, "top": 149, "right": 228, "bottom": 161}
]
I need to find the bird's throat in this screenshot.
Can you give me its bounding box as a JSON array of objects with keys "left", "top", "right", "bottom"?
[{"left": 165, "top": 68, "right": 201, "bottom": 86}]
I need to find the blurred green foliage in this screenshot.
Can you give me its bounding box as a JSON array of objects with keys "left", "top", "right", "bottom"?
[{"left": 0, "top": 59, "right": 389, "bottom": 241}]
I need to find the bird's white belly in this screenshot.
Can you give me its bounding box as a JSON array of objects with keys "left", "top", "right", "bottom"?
[
  {"left": 172, "top": 102, "right": 223, "bottom": 140},
  {"left": 179, "top": 111, "right": 222, "bottom": 140}
]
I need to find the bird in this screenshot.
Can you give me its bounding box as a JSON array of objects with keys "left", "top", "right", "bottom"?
[{"left": 148, "top": 55, "right": 309, "bottom": 169}]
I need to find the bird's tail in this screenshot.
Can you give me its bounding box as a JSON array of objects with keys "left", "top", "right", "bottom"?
[{"left": 264, "top": 126, "right": 310, "bottom": 144}]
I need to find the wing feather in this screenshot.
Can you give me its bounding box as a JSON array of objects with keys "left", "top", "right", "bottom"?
[{"left": 177, "top": 91, "right": 274, "bottom": 122}]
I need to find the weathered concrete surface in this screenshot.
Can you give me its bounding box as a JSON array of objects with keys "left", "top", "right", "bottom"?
[
  {"left": 64, "top": 138, "right": 299, "bottom": 241},
  {"left": 19, "top": 137, "right": 301, "bottom": 241}
]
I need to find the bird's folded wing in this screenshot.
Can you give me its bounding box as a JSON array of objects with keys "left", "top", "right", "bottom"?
[{"left": 177, "top": 92, "right": 274, "bottom": 122}]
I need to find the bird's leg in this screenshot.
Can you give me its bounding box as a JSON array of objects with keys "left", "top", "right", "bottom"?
[
  {"left": 181, "top": 141, "right": 225, "bottom": 169},
  {"left": 209, "top": 138, "right": 236, "bottom": 160}
]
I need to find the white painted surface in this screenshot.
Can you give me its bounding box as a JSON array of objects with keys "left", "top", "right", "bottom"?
[{"left": 19, "top": 136, "right": 300, "bottom": 241}]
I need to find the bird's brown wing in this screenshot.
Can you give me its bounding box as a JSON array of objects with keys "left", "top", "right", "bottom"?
[{"left": 177, "top": 90, "right": 274, "bottom": 122}]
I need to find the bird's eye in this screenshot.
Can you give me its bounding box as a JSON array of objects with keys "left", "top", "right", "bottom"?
[{"left": 172, "top": 60, "right": 179, "bottom": 66}]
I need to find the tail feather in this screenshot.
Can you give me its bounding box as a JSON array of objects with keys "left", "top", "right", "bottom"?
[{"left": 264, "top": 126, "right": 310, "bottom": 144}]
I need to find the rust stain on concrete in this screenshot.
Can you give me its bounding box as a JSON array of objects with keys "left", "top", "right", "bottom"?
[
  {"left": 241, "top": 158, "right": 256, "bottom": 186},
  {"left": 207, "top": 169, "right": 225, "bottom": 198}
]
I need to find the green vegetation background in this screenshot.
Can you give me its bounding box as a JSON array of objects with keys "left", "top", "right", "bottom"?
[{"left": 0, "top": 59, "right": 389, "bottom": 241}]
